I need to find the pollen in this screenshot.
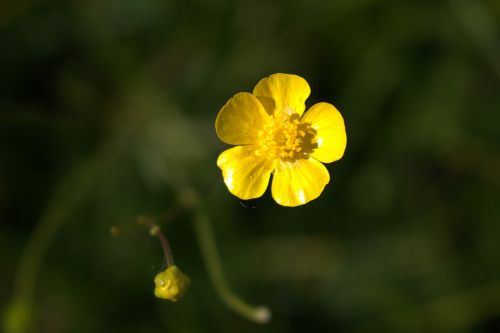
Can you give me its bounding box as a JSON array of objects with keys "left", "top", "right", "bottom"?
[{"left": 256, "top": 112, "right": 318, "bottom": 162}]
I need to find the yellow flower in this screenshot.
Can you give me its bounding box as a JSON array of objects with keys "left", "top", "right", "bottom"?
[
  {"left": 215, "top": 73, "right": 347, "bottom": 207},
  {"left": 154, "top": 265, "right": 190, "bottom": 302}
]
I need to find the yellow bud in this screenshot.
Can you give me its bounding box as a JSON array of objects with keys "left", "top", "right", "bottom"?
[{"left": 154, "top": 265, "right": 190, "bottom": 302}]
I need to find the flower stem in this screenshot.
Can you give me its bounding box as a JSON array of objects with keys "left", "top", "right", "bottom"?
[
  {"left": 192, "top": 207, "right": 271, "bottom": 324},
  {"left": 3, "top": 144, "right": 119, "bottom": 333},
  {"left": 138, "top": 217, "right": 175, "bottom": 267}
]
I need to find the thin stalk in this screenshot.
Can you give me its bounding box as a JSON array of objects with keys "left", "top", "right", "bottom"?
[
  {"left": 192, "top": 207, "right": 271, "bottom": 324},
  {"left": 3, "top": 142, "right": 121, "bottom": 333},
  {"left": 141, "top": 218, "right": 175, "bottom": 268}
]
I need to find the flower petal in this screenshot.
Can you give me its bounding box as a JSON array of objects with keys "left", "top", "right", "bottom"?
[
  {"left": 271, "top": 158, "right": 330, "bottom": 207},
  {"left": 301, "top": 102, "right": 347, "bottom": 163},
  {"left": 217, "top": 146, "right": 275, "bottom": 200},
  {"left": 215, "top": 92, "right": 270, "bottom": 145},
  {"left": 256, "top": 96, "right": 276, "bottom": 116},
  {"left": 253, "top": 73, "right": 311, "bottom": 116}
]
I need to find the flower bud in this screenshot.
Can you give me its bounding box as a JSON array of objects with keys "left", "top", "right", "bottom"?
[{"left": 154, "top": 265, "right": 190, "bottom": 302}]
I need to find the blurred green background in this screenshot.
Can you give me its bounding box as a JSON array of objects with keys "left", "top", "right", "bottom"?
[{"left": 1, "top": 0, "right": 500, "bottom": 332}]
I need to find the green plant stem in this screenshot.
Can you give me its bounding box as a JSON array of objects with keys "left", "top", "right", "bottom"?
[
  {"left": 192, "top": 207, "right": 271, "bottom": 324},
  {"left": 4, "top": 139, "right": 125, "bottom": 333},
  {"left": 15, "top": 154, "right": 109, "bottom": 302}
]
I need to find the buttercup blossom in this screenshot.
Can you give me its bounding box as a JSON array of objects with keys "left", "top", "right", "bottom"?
[{"left": 215, "top": 73, "right": 347, "bottom": 207}]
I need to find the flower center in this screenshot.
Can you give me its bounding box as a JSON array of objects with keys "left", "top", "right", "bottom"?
[{"left": 256, "top": 112, "right": 318, "bottom": 162}]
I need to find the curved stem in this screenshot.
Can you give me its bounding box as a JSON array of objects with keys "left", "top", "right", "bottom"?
[
  {"left": 155, "top": 230, "right": 175, "bottom": 267},
  {"left": 3, "top": 144, "right": 120, "bottom": 333},
  {"left": 140, "top": 218, "right": 175, "bottom": 268},
  {"left": 192, "top": 207, "right": 271, "bottom": 324}
]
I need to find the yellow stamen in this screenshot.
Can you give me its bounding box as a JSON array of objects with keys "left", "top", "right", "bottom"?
[{"left": 256, "top": 111, "right": 318, "bottom": 162}]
